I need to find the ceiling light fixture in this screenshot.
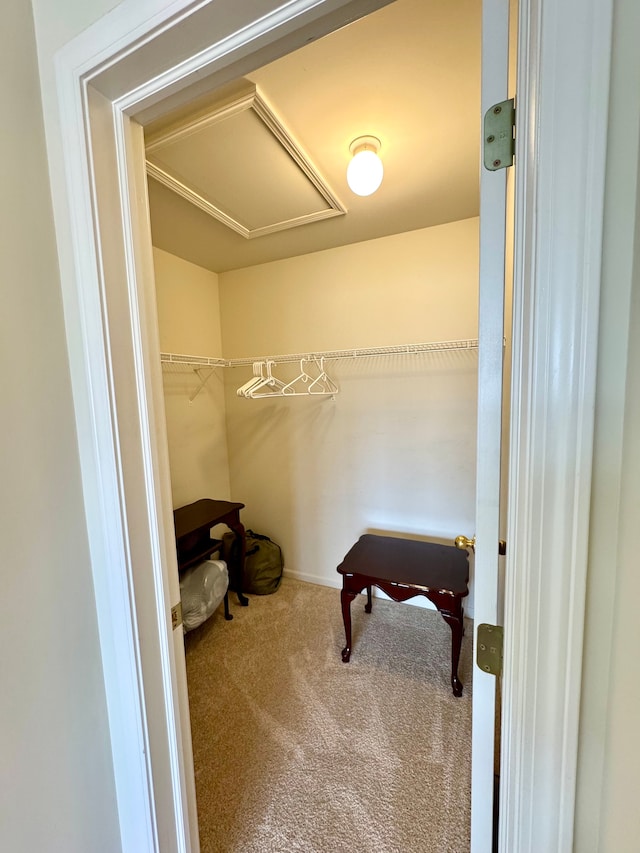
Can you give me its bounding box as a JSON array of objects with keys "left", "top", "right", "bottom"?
[{"left": 346, "top": 136, "right": 383, "bottom": 197}]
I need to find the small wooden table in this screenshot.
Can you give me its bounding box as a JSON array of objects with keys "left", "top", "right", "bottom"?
[
  {"left": 337, "top": 534, "right": 470, "bottom": 696},
  {"left": 174, "top": 499, "right": 249, "bottom": 608}
]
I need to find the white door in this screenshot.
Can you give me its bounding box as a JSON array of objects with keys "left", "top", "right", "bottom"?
[{"left": 471, "top": 1, "right": 511, "bottom": 850}]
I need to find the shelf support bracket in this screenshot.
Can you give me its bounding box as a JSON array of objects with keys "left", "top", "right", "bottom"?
[{"left": 189, "top": 367, "right": 217, "bottom": 403}]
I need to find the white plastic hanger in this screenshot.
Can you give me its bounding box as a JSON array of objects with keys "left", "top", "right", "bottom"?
[
  {"left": 282, "top": 358, "right": 314, "bottom": 395},
  {"left": 246, "top": 360, "right": 287, "bottom": 397},
  {"left": 307, "top": 357, "right": 339, "bottom": 395},
  {"left": 236, "top": 361, "right": 265, "bottom": 397}
]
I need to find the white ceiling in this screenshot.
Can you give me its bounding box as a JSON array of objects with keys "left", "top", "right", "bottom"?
[{"left": 145, "top": 0, "right": 481, "bottom": 274}]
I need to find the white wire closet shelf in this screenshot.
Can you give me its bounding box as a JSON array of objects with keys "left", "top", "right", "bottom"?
[
  {"left": 160, "top": 338, "right": 479, "bottom": 400},
  {"left": 160, "top": 352, "right": 226, "bottom": 402},
  {"left": 160, "top": 338, "right": 478, "bottom": 369},
  {"left": 160, "top": 352, "right": 226, "bottom": 368},
  {"left": 227, "top": 337, "right": 478, "bottom": 366}
]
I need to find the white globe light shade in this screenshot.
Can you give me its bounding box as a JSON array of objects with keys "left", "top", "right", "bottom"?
[{"left": 347, "top": 148, "right": 384, "bottom": 196}]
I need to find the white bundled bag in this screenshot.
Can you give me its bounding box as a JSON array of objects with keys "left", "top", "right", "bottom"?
[{"left": 179, "top": 559, "right": 229, "bottom": 632}]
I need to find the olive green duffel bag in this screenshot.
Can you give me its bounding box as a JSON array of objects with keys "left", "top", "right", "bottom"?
[{"left": 223, "top": 529, "right": 283, "bottom": 595}]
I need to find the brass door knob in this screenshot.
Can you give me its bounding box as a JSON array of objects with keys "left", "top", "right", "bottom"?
[
  {"left": 454, "top": 535, "right": 507, "bottom": 555},
  {"left": 455, "top": 534, "right": 476, "bottom": 552}
]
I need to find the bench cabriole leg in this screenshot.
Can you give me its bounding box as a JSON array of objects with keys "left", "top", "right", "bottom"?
[
  {"left": 340, "top": 586, "right": 356, "bottom": 662},
  {"left": 441, "top": 602, "right": 464, "bottom": 697}
]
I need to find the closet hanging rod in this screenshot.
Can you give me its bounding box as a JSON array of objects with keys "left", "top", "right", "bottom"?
[
  {"left": 224, "top": 338, "right": 478, "bottom": 366},
  {"left": 160, "top": 339, "right": 478, "bottom": 369}
]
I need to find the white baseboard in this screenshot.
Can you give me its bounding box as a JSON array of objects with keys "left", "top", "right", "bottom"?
[
  {"left": 282, "top": 567, "right": 342, "bottom": 590},
  {"left": 282, "top": 568, "right": 474, "bottom": 618}
]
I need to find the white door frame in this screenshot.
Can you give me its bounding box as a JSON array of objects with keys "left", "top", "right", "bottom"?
[
  {"left": 48, "top": 0, "right": 613, "bottom": 851},
  {"left": 500, "top": 0, "right": 612, "bottom": 848}
]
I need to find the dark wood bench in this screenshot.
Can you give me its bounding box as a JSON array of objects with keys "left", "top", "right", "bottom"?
[{"left": 337, "top": 534, "right": 470, "bottom": 696}]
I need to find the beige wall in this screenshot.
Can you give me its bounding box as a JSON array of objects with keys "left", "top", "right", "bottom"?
[
  {"left": 220, "top": 218, "right": 479, "bottom": 356},
  {"left": 219, "top": 219, "right": 480, "bottom": 609},
  {"left": 153, "top": 247, "right": 231, "bottom": 507},
  {"left": 1, "top": 1, "right": 120, "bottom": 851}
]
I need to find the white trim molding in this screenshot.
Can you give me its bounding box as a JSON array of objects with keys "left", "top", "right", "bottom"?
[{"left": 500, "top": 0, "right": 614, "bottom": 851}]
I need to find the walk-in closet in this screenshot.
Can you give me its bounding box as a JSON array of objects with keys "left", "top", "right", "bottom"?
[{"left": 147, "top": 0, "right": 490, "bottom": 849}]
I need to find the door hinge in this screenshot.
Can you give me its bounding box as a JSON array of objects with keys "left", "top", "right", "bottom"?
[
  {"left": 476, "top": 623, "right": 503, "bottom": 676},
  {"left": 171, "top": 601, "right": 183, "bottom": 630},
  {"left": 483, "top": 98, "right": 515, "bottom": 171}
]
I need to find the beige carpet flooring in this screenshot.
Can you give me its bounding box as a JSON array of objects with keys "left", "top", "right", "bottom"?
[{"left": 185, "top": 577, "right": 472, "bottom": 853}]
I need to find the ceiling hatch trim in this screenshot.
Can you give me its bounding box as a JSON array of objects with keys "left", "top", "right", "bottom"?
[{"left": 145, "top": 82, "right": 347, "bottom": 240}]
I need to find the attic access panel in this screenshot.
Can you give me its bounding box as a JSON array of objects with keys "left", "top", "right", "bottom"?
[{"left": 145, "top": 82, "right": 346, "bottom": 239}]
